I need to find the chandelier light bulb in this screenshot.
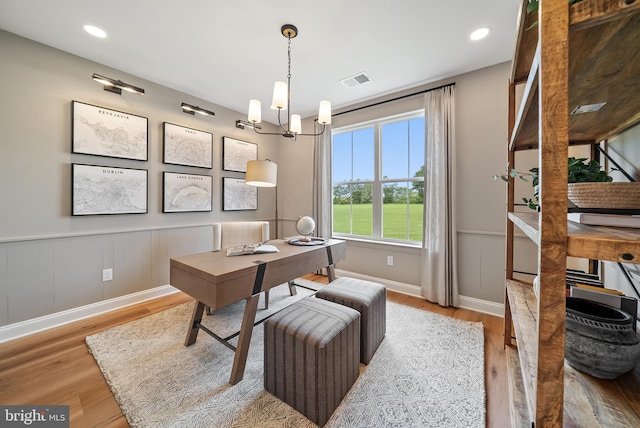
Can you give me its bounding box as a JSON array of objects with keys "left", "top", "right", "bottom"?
[
  {"left": 248, "top": 99, "right": 262, "bottom": 123},
  {"left": 271, "top": 81, "right": 288, "bottom": 110},
  {"left": 290, "top": 114, "right": 302, "bottom": 134},
  {"left": 318, "top": 100, "right": 332, "bottom": 124}
]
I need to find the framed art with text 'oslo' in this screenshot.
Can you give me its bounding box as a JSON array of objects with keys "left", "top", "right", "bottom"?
[
  {"left": 223, "top": 177, "right": 257, "bottom": 211},
  {"left": 163, "top": 172, "right": 212, "bottom": 213},
  {"left": 163, "top": 123, "right": 213, "bottom": 169},
  {"left": 222, "top": 137, "right": 257, "bottom": 172},
  {"left": 72, "top": 101, "right": 148, "bottom": 161},
  {"left": 72, "top": 164, "right": 148, "bottom": 215}
]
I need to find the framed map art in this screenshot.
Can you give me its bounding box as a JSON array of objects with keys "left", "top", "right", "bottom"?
[
  {"left": 163, "top": 172, "right": 212, "bottom": 213},
  {"left": 163, "top": 123, "right": 213, "bottom": 169},
  {"left": 222, "top": 137, "right": 257, "bottom": 172},
  {"left": 72, "top": 101, "right": 148, "bottom": 161},
  {"left": 222, "top": 177, "right": 257, "bottom": 211},
  {"left": 72, "top": 164, "right": 148, "bottom": 215}
]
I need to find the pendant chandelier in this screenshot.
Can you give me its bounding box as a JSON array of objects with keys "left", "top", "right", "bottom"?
[{"left": 246, "top": 24, "right": 331, "bottom": 139}]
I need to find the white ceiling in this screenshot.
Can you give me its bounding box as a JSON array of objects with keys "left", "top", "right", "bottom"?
[{"left": 0, "top": 0, "right": 519, "bottom": 124}]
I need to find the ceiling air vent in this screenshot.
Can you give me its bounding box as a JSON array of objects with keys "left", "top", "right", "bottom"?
[{"left": 340, "top": 72, "right": 371, "bottom": 88}]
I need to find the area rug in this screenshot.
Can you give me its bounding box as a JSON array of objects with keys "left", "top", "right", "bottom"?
[{"left": 86, "top": 282, "right": 485, "bottom": 427}]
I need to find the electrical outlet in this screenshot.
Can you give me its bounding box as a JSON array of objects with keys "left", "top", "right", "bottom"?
[
  {"left": 387, "top": 256, "right": 394, "bottom": 266},
  {"left": 102, "top": 268, "right": 113, "bottom": 282}
]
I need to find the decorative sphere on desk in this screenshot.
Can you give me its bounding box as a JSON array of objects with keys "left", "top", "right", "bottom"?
[{"left": 295, "top": 216, "right": 315, "bottom": 241}]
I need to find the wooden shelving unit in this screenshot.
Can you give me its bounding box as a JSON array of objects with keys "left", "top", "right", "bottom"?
[{"left": 504, "top": 1, "right": 640, "bottom": 426}]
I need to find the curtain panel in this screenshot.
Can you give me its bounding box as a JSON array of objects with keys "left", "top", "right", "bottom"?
[
  {"left": 421, "top": 86, "right": 459, "bottom": 306},
  {"left": 313, "top": 123, "right": 332, "bottom": 238}
]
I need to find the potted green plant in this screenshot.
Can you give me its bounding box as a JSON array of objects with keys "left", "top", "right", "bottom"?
[
  {"left": 494, "top": 157, "right": 640, "bottom": 210},
  {"left": 526, "top": 0, "right": 584, "bottom": 29}
]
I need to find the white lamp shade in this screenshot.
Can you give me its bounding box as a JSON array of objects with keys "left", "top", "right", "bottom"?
[
  {"left": 246, "top": 160, "right": 277, "bottom": 187},
  {"left": 248, "top": 99, "right": 262, "bottom": 123},
  {"left": 271, "top": 81, "right": 288, "bottom": 110},
  {"left": 318, "top": 100, "right": 332, "bottom": 124},
  {"left": 290, "top": 114, "right": 302, "bottom": 134}
]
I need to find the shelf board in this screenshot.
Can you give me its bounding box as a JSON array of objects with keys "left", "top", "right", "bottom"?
[
  {"left": 506, "top": 345, "right": 531, "bottom": 427},
  {"left": 509, "top": 212, "right": 640, "bottom": 263},
  {"left": 510, "top": 1, "right": 640, "bottom": 151},
  {"left": 508, "top": 212, "right": 540, "bottom": 246},
  {"left": 506, "top": 279, "right": 640, "bottom": 426},
  {"left": 512, "top": 0, "right": 640, "bottom": 82},
  {"left": 506, "top": 279, "right": 538, "bottom": 422},
  {"left": 510, "top": 0, "right": 538, "bottom": 84}
]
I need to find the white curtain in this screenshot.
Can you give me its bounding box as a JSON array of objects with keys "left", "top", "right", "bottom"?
[
  {"left": 421, "top": 86, "right": 458, "bottom": 306},
  {"left": 312, "top": 123, "right": 332, "bottom": 238}
]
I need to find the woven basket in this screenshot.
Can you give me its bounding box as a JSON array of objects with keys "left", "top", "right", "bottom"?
[{"left": 567, "top": 182, "right": 640, "bottom": 209}]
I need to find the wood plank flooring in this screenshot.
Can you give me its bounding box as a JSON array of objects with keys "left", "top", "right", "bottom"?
[{"left": 0, "top": 275, "right": 509, "bottom": 427}]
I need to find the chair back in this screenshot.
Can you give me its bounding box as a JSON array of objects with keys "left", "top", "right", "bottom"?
[{"left": 212, "top": 221, "right": 270, "bottom": 251}]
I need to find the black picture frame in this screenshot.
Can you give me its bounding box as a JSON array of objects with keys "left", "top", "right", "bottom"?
[
  {"left": 163, "top": 172, "right": 213, "bottom": 213},
  {"left": 222, "top": 137, "right": 257, "bottom": 172},
  {"left": 72, "top": 101, "right": 148, "bottom": 161},
  {"left": 163, "top": 122, "right": 213, "bottom": 169},
  {"left": 72, "top": 163, "right": 148, "bottom": 215}
]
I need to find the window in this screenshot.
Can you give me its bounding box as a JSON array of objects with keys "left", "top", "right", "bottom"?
[{"left": 332, "top": 111, "right": 424, "bottom": 243}]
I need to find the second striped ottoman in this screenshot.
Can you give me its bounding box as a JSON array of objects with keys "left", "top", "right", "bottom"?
[{"left": 316, "top": 277, "right": 386, "bottom": 364}]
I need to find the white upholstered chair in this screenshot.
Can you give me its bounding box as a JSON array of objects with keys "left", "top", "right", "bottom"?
[
  {"left": 213, "top": 221, "right": 270, "bottom": 253},
  {"left": 211, "top": 221, "right": 295, "bottom": 311}
]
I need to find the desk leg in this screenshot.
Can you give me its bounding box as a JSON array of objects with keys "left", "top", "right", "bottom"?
[
  {"left": 229, "top": 294, "right": 260, "bottom": 385},
  {"left": 185, "top": 301, "right": 205, "bottom": 346},
  {"left": 327, "top": 265, "right": 336, "bottom": 282}
]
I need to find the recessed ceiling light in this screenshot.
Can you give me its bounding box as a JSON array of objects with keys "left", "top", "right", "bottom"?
[
  {"left": 470, "top": 27, "right": 491, "bottom": 41},
  {"left": 83, "top": 25, "right": 107, "bottom": 38}
]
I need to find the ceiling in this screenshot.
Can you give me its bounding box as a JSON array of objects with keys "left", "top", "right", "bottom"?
[{"left": 0, "top": 1, "right": 520, "bottom": 124}]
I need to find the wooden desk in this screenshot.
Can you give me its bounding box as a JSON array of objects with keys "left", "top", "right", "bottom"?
[{"left": 169, "top": 238, "right": 346, "bottom": 384}]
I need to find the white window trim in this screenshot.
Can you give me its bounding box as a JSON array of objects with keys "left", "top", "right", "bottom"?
[{"left": 331, "top": 109, "right": 424, "bottom": 245}]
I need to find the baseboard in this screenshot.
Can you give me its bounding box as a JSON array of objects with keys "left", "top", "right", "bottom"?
[
  {"left": 0, "top": 285, "right": 179, "bottom": 343},
  {"left": 334, "top": 269, "right": 422, "bottom": 297},
  {"left": 335, "top": 269, "right": 504, "bottom": 318},
  {"left": 0, "top": 274, "right": 506, "bottom": 344},
  {"left": 458, "top": 295, "right": 504, "bottom": 318}
]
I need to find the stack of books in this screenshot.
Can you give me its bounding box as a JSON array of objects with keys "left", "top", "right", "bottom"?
[{"left": 568, "top": 212, "right": 640, "bottom": 228}]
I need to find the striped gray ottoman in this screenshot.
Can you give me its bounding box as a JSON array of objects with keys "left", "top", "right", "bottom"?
[
  {"left": 316, "top": 277, "right": 386, "bottom": 364},
  {"left": 264, "top": 297, "right": 360, "bottom": 427}
]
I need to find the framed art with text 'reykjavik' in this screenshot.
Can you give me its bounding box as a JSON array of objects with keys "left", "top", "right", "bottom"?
[
  {"left": 72, "top": 164, "right": 148, "bottom": 215},
  {"left": 72, "top": 101, "right": 148, "bottom": 161}
]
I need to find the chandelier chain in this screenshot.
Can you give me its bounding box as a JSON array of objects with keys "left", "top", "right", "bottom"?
[{"left": 287, "top": 36, "right": 291, "bottom": 80}]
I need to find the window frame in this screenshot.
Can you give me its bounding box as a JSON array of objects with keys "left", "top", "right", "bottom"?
[{"left": 331, "top": 109, "right": 425, "bottom": 245}]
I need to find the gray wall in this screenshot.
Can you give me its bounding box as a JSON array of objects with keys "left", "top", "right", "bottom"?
[
  {"left": 0, "top": 30, "right": 280, "bottom": 326},
  {"left": 278, "top": 61, "right": 521, "bottom": 303}
]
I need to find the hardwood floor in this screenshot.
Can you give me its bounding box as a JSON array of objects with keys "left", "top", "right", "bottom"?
[{"left": 0, "top": 275, "right": 509, "bottom": 427}]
